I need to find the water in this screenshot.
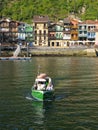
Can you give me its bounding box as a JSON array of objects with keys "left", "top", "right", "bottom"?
[{"left": 0, "top": 57, "right": 98, "bottom": 130}]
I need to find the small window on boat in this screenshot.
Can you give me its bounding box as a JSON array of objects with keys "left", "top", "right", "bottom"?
[{"left": 38, "top": 81, "right": 46, "bottom": 84}]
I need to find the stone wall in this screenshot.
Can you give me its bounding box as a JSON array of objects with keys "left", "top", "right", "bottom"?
[
  {"left": 29, "top": 47, "right": 96, "bottom": 57},
  {"left": 1, "top": 47, "right": 97, "bottom": 57}
]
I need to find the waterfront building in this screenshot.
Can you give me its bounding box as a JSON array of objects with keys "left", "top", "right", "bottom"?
[
  {"left": 95, "top": 23, "right": 98, "bottom": 44},
  {"left": 63, "top": 17, "right": 71, "bottom": 41},
  {"left": 78, "top": 20, "right": 98, "bottom": 41},
  {"left": 48, "top": 23, "right": 64, "bottom": 47},
  {"left": 95, "top": 29, "right": 98, "bottom": 43},
  {"left": 18, "top": 23, "right": 34, "bottom": 46},
  {"left": 1, "top": 16, "right": 98, "bottom": 48},
  {"left": 86, "top": 20, "right": 96, "bottom": 42},
  {"left": 78, "top": 20, "right": 98, "bottom": 45},
  {"left": 78, "top": 21, "right": 87, "bottom": 41},
  {"left": 0, "top": 18, "right": 34, "bottom": 48},
  {"left": 93, "top": 21, "right": 98, "bottom": 44},
  {"left": 48, "top": 17, "right": 79, "bottom": 47},
  {"left": 0, "top": 18, "right": 10, "bottom": 44},
  {"left": 70, "top": 19, "right": 78, "bottom": 41},
  {"left": 33, "top": 15, "right": 49, "bottom": 46},
  {"left": 0, "top": 18, "right": 20, "bottom": 47},
  {"left": 9, "top": 20, "right": 20, "bottom": 43}
]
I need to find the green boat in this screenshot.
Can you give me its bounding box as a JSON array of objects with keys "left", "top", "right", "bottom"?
[{"left": 31, "top": 73, "right": 54, "bottom": 101}]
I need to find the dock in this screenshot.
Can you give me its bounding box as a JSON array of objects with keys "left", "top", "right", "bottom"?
[{"left": 0, "top": 57, "right": 31, "bottom": 60}]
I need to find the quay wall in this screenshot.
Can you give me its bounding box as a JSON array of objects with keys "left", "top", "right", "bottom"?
[
  {"left": 29, "top": 47, "right": 96, "bottom": 57},
  {"left": 1, "top": 47, "right": 97, "bottom": 57}
]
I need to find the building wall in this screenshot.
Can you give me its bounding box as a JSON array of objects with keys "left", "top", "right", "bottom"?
[
  {"left": 1, "top": 17, "right": 98, "bottom": 47},
  {"left": 95, "top": 31, "right": 98, "bottom": 42},
  {"left": 49, "top": 39, "right": 70, "bottom": 47},
  {"left": 33, "top": 23, "right": 48, "bottom": 46},
  {"left": 78, "top": 24, "right": 87, "bottom": 40}
]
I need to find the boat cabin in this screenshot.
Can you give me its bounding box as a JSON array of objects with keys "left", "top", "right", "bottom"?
[{"left": 33, "top": 73, "right": 53, "bottom": 91}]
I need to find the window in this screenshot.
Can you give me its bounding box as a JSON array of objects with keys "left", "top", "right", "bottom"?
[
  {"left": 84, "top": 31, "right": 87, "bottom": 34},
  {"left": 44, "top": 36, "right": 46, "bottom": 40},
  {"left": 35, "top": 41, "right": 37, "bottom": 44},
  {"left": 39, "top": 30, "right": 41, "bottom": 35},
  {"left": 39, "top": 36, "right": 41, "bottom": 40},
  {"left": 52, "top": 42, "right": 54, "bottom": 46},
  {"left": 35, "top": 30, "right": 37, "bottom": 34},
  {"left": 79, "top": 26, "right": 82, "bottom": 30},
  {"left": 57, "top": 42, "right": 59, "bottom": 46},
  {"left": 44, "top": 24, "right": 46, "bottom": 28},
  {"left": 35, "top": 36, "right": 37, "bottom": 40},
  {"left": 44, "top": 30, "right": 46, "bottom": 35},
  {"left": 35, "top": 23, "right": 37, "bottom": 28}
]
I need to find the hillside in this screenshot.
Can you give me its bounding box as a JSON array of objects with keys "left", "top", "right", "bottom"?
[{"left": 0, "top": 0, "right": 98, "bottom": 23}]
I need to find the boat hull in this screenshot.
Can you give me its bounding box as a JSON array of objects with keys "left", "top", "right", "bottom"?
[{"left": 31, "top": 90, "right": 54, "bottom": 101}]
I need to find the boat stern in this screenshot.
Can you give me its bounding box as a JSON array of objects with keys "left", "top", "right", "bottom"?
[{"left": 31, "top": 90, "right": 54, "bottom": 101}]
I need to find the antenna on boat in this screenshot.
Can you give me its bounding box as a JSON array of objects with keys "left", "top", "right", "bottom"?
[{"left": 37, "top": 65, "right": 41, "bottom": 75}]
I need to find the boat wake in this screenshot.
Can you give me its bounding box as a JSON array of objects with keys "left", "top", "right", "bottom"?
[
  {"left": 26, "top": 96, "right": 34, "bottom": 101},
  {"left": 25, "top": 93, "right": 54, "bottom": 102},
  {"left": 54, "top": 94, "right": 67, "bottom": 101},
  {"left": 26, "top": 92, "right": 66, "bottom": 102}
]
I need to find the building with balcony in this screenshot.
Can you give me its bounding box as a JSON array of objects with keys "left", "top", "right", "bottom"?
[
  {"left": 78, "top": 21, "right": 87, "bottom": 41},
  {"left": 0, "top": 18, "right": 20, "bottom": 46},
  {"left": 9, "top": 20, "right": 20, "bottom": 43},
  {"left": 70, "top": 19, "right": 78, "bottom": 41},
  {"left": 48, "top": 23, "right": 64, "bottom": 47},
  {"left": 1, "top": 16, "right": 98, "bottom": 48},
  {"left": 78, "top": 20, "right": 98, "bottom": 43},
  {"left": 18, "top": 23, "right": 33, "bottom": 46},
  {"left": 33, "top": 15, "right": 49, "bottom": 46},
  {"left": 86, "top": 20, "right": 96, "bottom": 41},
  {"left": 0, "top": 18, "right": 10, "bottom": 44},
  {"left": 63, "top": 17, "right": 71, "bottom": 40}
]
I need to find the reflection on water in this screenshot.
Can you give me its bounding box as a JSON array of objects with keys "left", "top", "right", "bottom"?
[
  {"left": 0, "top": 57, "right": 98, "bottom": 130},
  {"left": 32, "top": 101, "right": 45, "bottom": 125},
  {"left": 31, "top": 101, "right": 53, "bottom": 125}
]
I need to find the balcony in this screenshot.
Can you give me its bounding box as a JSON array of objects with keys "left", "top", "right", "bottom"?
[
  {"left": 78, "top": 27, "right": 87, "bottom": 31},
  {"left": 71, "top": 37, "right": 78, "bottom": 41},
  {"left": 48, "top": 28, "right": 63, "bottom": 32},
  {"left": 78, "top": 34, "right": 87, "bottom": 37},
  {"left": 0, "top": 28, "right": 9, "bottom": 32},
  {"left": 48, "top": 37, "right": 56, "bottom": 40},
  {"left": 71, "top": 30, "right": 78, "bottom": 34},
  {"left": 71, "top": 25, "right": 78, "bottom": 29},
  {"left": 87, "top": 36, "right": 95, "bottom": 39}
]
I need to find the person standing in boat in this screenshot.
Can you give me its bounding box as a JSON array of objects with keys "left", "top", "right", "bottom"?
[{"left": 46, "top": 77, "right": 53, "bottom": 90}]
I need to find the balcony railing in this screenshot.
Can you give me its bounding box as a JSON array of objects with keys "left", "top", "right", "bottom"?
[
  {"left": 71, "top": 25, "right": 78, "bottom": 28},
  {"left": 71, "top": 30, "right": 78, "bottom": 34},
  {"left": 78, "top": 34, "right": 87, "bottom": 37}
]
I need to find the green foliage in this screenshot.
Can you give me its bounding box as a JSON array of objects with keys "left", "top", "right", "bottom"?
[{"left": 0, "top": 0, "right": 98, "bottom": 22}]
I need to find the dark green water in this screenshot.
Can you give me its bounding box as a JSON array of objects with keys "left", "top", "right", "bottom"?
[{"left": 0, "top": 57, "right": 98, "bottom": 130}]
